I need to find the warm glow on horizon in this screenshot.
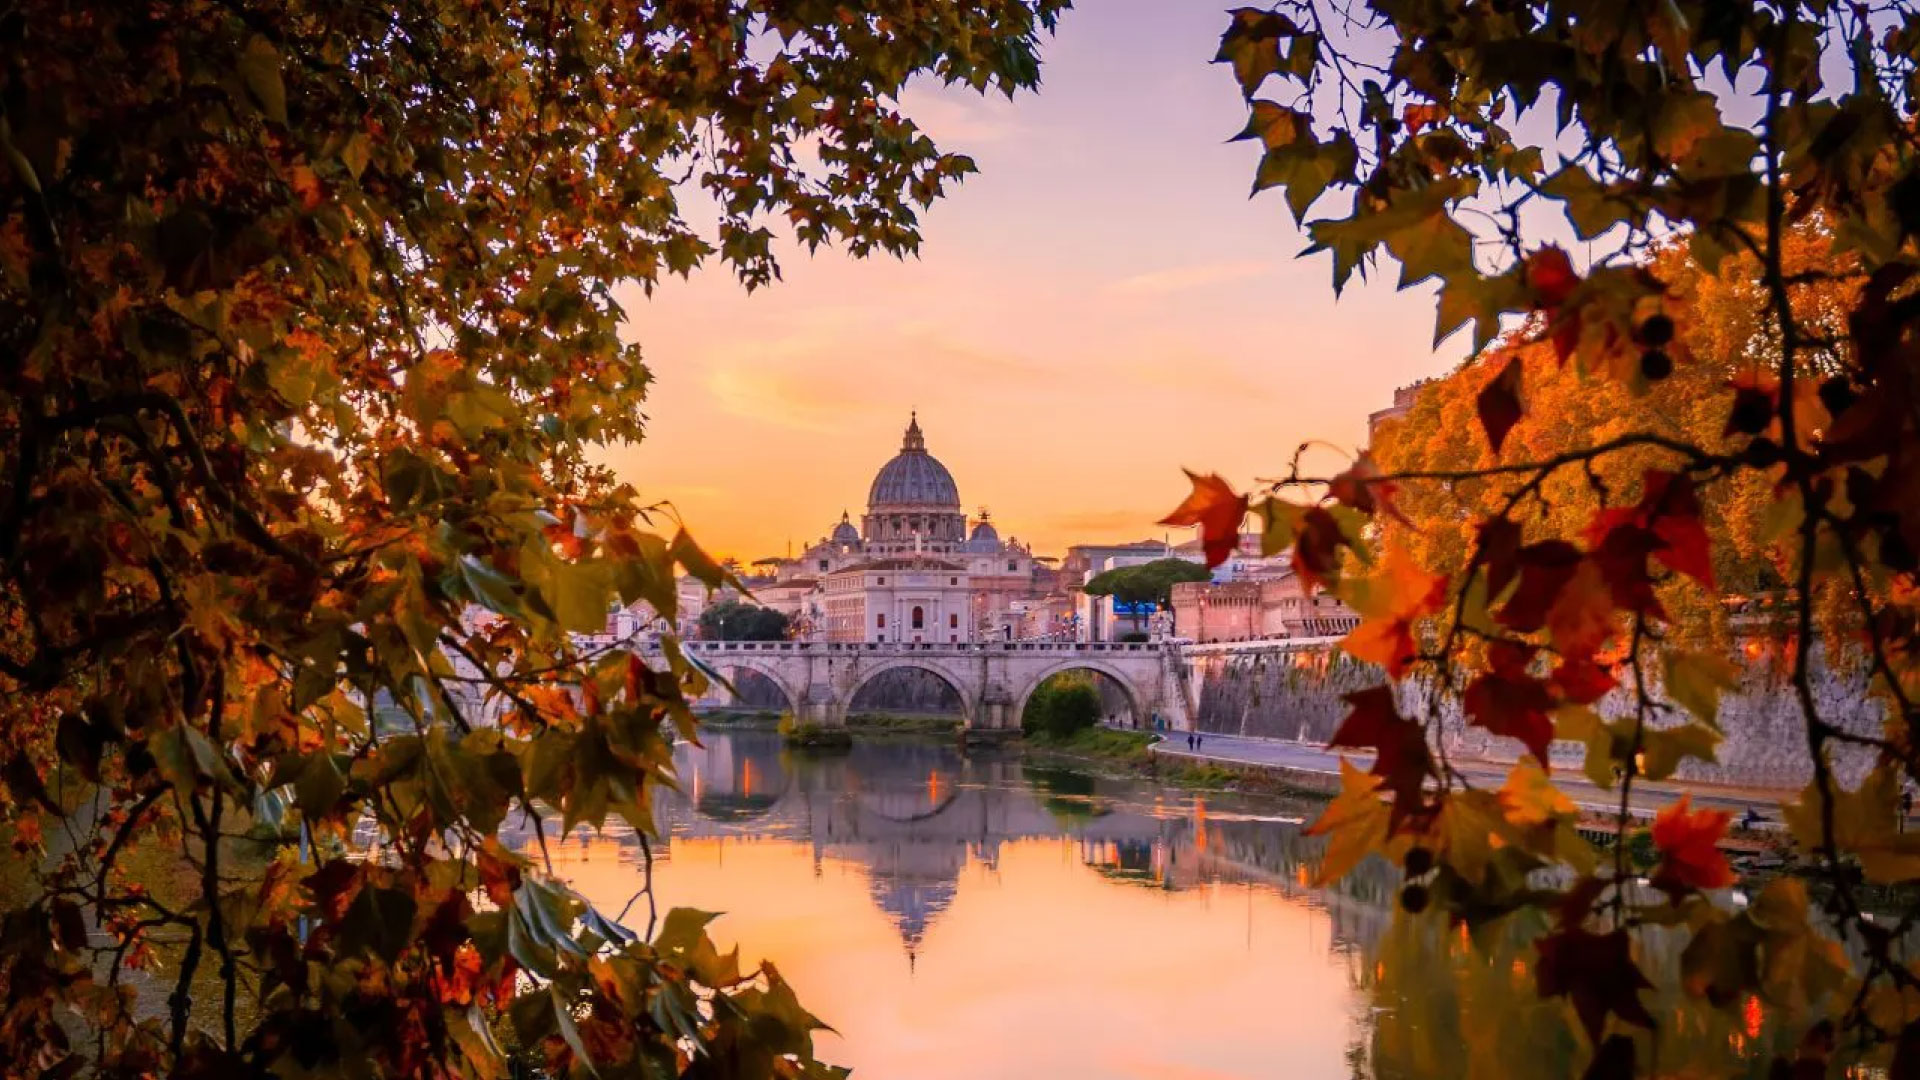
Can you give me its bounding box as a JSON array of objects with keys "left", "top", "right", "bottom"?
[{"left": 602, "top": 0, "right": 1464, "bottom": 561}]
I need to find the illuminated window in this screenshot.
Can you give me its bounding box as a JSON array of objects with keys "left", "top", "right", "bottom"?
[
  {"left": 912, "top": 606, "right": 925, "bottom": 629},
  {"left": 949, "top": 613, "right": 958, "bottom": 628}
]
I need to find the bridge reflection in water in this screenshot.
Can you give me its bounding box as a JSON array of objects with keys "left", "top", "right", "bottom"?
[
  {"left": 499, "top": 733, "right": 1815, "bottom": 1079},
  {"left": 500, "top": 731, "right": 1408, "bottom": 1079}
]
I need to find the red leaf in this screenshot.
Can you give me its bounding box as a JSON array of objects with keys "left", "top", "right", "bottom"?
[
  {"left": 1651, "top": 795, "right": 1733, "bottom": 892},
  {"left": 1496, "top": 541, "right": 1582, "bottom": 633},
  {"left": 1327, "top": 685, "right": 1432, "bottom": 830},
  {"left": 1160, "top": 470, "right": 1248, "bottom": 568},
  {"left": 1526, "top": 246, "right": 1581, "bottom": 309},
  {"left": 1462, "top": 671, "right": 1556, "bottom": 768},
  {"left": 1476, "top": 354, "right": 1524, "bottom": 454},
  {"left": 1477, "top": 517, "right": 1524, "bottom": 600},
  {"left": 1293, "top": 507, "right": 1352, "bottom": 593},
  {"left": 1535, "top": 927, "right": 1656, "bottom": 1041},
  {"left": 1550, "top": 657, "right": 1616, "bottom": 705},
  {"left": 1328, "top": 452, "right": 1403, "bottom": 523}
]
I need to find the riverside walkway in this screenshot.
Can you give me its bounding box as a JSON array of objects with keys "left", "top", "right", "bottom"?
[{"left": 1151, "top": 731, "right": 1798, "bottom": 824}]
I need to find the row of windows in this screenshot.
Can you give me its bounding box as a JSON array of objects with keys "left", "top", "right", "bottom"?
[{"left": 875, "top": 607, "right": 963, "bottom": 630}]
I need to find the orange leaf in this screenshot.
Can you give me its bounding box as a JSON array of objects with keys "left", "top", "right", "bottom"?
[
  {"left": 1342, "top": 545, "right": 1448, "bottom": 678},
  {"left": 1159, "top": 470, "right": 1248, "bottom": 568},
  {"left": 1651, "top": 795, "right": 1733, "bottom": 891}
]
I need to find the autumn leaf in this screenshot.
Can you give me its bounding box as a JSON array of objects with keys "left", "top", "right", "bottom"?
[
  {"left": 1500, "top": 761, "right": 1576, "bottom": 827},
  {"left": 1304, "top": 759, "right": 1391, "bottom": 885},
  {"left": 1160, "top": 470, "right": 1248, "bottom": 568},
  {"left": 1293, "top": 505, "right": 1357, "bottom": 592},
  {"left": 1463, "top": 669, "right": 1556, "bottom": 768},
  {"left": 1328, "top": 685, "right": 1431, "bottom": 830},
  {"left": 1476, "top": 353, "right": 1524, "bottom": 454},
  {"left": 1651, "top": 795, "right": 1734, "bottom": 892},
  {"left": 1782, "top": 766, "right": 1920, "bottom": 884},
  {"left": 1535, "top": 927, "right": 1656, "bottom": 1041},
  {"left": 1326, "top": 451, "right": 1404, "bottom": 523},
  {"left": 1340, "top": 544, "right": 1448, "bottom": 677},
  {"left": 1525, "top": 246, "right": 1581, "bottom": 309}
]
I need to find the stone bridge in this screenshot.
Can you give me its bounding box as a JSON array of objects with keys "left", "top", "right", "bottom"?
[{"left": 656, "top": 639, "right": 1193, "bottom": 730}]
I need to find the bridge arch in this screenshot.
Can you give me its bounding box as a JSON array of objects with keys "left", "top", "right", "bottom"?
[
  {"left": 839, "top": 660, "right": 976, "bottom": 727},
  {"left": 1011, "top": 659, "right": 1147, "bottom": 730},
  {"left": 700, "top": 655, "right": 806, "bottom": 718}
]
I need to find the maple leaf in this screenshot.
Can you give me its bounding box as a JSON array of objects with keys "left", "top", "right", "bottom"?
[
  {"left": 1328, "top": 685, "right": 1432, "bottom": 830},
  {"left": 1476, "top": 517, "right": 1525, "bottom": 600},
  {"left": 1327, "top": 451, "right": 1406, "bottom": 524},
  {"left": 1535, "top": 927, "right": 1656, "bottom": 1041},
  {"left": 1497, "top": 540, "right": 1582, "bottom": 633},
  {"left": 1463, "top": 669, "right": 1557, "bottom": 767},
  {"left": 1160, "top": 470, "right": 1248, "bottom": 568},
  {"left": 1476, "top": 353, "right": 1524, "bottom": 455},
  {"left": 1341, "top": 545, "right": 1448, "bottom": 677},
  {"left": 1293, "top": 506, "right": 1354, "bottom": 592},
  {"left": 1650, "top": 795, "right": 1734, "bottom": 892},
  {"left": 1545, "top": 560, "right": 1618, "bottom": 660},
  {"left": 1550, "top": 656, "right": 1616, "bottom": 705},
  {"left": 1525, "top": 245, "right": 1581, "bottom": 308},
  {"left": 1304, "top": 759, "right": 1391, "bottom": 886}
]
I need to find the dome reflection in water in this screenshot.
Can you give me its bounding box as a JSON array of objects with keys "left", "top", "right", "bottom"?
[{"left": 507, "top": 731, "right": 1796, "bottom": 1079}]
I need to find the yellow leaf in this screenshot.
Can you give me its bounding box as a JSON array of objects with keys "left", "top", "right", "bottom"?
[
  {"left": 1662, "top": 649, "right": 1739, "bottom": 727},
  {"left": 1306, "top": 759, "right": 1390, "bottom": 886},
  {"left": 1782, "top": 765, "right": 1920, "bottom": 884},
  {"left": 1499, "top": 761, "right": 1574, "bottom": 827},
  {"left": 1439, "top": 789, "right": 1507, "bottom": 885}
]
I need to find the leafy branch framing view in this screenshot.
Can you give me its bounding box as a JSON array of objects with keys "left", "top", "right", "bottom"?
[{"left": 1166, "top": 1, "right": 1920, "bottom": 1075}]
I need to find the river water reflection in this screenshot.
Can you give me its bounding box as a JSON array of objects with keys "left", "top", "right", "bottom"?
[{"left": 515, "top": 731, "right": 1392, "bottom": 1079}]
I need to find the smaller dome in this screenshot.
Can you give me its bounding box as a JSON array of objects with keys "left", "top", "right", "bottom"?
[
  {"left": 831, "top": 511, "right": 860, "bottom": 545},
  {"left": 966, "top": 514, "right": 1001, "bottom": 552}
]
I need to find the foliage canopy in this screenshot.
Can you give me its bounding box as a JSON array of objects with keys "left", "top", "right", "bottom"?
[
  {"left": 0, "top": 1, "right": 1065, "bottom": 1076},
  {"left": 1021, "top": 674, "right": 1103, "bottom": 739},
  {"left": 698, "top": 600, "right": 791, "bottom": 642},
  {"left": 1168, "top": 1, "right": 1920, "bottom": 1075},
  {"left": 1082, "top": 558, "right": 1212, "bottom": 608}
]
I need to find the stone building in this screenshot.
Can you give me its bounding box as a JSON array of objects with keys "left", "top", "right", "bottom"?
[
  {"left": 1169, "top": 571, "right": 1359, "bottom": 643},
  {"left": 766, "top": 414, "right": 1050, "bottom": 641},
  {"left": 820, "top": 556, "right": 975, "bottom": 643}
]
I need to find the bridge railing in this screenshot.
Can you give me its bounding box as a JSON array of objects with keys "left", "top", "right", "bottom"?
[{"left": 620, "top": 638, "right": 1175, "bottom": 656}]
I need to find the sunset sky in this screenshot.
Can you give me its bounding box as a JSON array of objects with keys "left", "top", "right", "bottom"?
[{"left": 603, "top": 1, "right": 1469, "bottom": 561}]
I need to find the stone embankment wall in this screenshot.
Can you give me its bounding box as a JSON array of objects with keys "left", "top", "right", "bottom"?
[{"left": 1189, "top": 639, "right": 1881, "bottom": 790}]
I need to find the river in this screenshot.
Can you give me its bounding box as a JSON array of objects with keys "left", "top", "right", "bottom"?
[{"left": 509, "top": 730, "right": 1396, "bottom": 1079}]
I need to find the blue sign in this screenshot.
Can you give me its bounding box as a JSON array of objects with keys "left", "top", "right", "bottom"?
[{"left": 1110, "top": 600, "right": 1157, "bottom": 616}]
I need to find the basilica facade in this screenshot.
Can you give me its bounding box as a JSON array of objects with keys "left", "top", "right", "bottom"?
[{"left": 764, "top": 415, "right": 1049, "bottom": 643}]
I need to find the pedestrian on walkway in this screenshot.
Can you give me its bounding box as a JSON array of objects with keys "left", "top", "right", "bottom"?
[
  {"left": 1186, "top": 733, "right": 1194, "bottom": 750},
  {"left": 1196, "top": 734, "right": 1204, "bottom": 750}
]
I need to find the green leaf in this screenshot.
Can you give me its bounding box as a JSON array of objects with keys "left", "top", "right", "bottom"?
[
  {"left": 238, "top": 36, "right": 288, "bottom": 125},
  {"left": 1639, "top": 722, "right": 1720, "bottom": 781},
  {"left": 1662, "top": 649, "right": 1739, "bottom": 727},
  {"left": 551, "top": 986, "right": 601, "bottom": 1078}
]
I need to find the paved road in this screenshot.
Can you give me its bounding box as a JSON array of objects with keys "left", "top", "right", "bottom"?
[{"left": 1153, "top": 731, "right": 1795, "bottom": 824}]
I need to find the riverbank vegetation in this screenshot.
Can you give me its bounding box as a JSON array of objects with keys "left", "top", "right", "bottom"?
[
  {"left": 1023, "top": 725, "right": 1158, "bottom": 768},
  {"left": 1173, "top": 4, "right": 1920, "bottom": 1075}
]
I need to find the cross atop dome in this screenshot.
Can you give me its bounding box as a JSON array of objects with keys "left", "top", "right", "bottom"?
[{"left": 901, "top": 411, "right": 925, "bottom": 452}]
